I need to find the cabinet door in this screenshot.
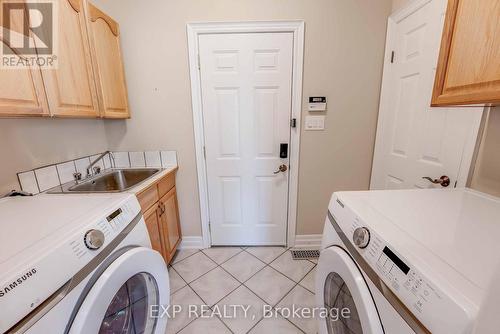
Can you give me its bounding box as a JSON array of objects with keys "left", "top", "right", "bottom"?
[
  {"left": 159, "top": 187, "right": 182, "bottom": 261},
  {"left": 432, "top": 0, "right": 500, "bottom": 106},
  {"left": 38, "top": 0, "right": 99, "bottom": 117},
  {"left": 0, "top": 2, "right": 49, "bottom": 117},
  {"left": 143, "top": 204, "right": 164, "bottom": 258},
  {"left": 85, "top": 2, "right": 130, "bottom": 118}
]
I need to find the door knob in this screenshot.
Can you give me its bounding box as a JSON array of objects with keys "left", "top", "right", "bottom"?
[
  {"left": 273, "top": 164, "right": 288, "bottom": 174},
  {"left": 422, "top": 175, "right": 451, "bottom": 187}
]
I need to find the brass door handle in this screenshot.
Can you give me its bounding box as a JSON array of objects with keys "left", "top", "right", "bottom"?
[
  {"left": 422, "top": 175, "right": 451, "bottom": 187},
  {"left": 273, "top": 164, "right": 288, "bottom": 174}
]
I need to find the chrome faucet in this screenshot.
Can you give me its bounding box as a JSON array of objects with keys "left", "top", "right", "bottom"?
[{"left": 86, "top": 151, "right": 111, "bottom": 178}]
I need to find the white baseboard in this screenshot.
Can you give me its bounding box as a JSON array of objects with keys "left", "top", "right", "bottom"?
[
  {"left": 294, "top": 234, "right": 322, "bottom": 249},
  {"left": 179, "top": 235, "right": 321, "bottom": 249},
  {"left": 179, "top": 236, "right": 204, "bottom": 249}
]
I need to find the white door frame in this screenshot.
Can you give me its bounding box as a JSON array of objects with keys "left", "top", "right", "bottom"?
[
  {"left": 187, "top": 21, "right": 304, "bottom": 248},
  {"left": 371, "top": 0, "right": 482, "bottom": 190}
]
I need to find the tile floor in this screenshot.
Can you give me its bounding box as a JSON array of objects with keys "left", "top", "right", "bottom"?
[{"left": 166, "top": 247, "right": 319, "bottom": 334}]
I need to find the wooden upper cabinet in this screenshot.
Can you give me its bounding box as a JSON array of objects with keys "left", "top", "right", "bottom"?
[
  {"left": 432, "top": 0, "right": 500, "bottom": 106},
  {"left": 0, "top": 2, "right": 49, "bottom": 117},
  {"left": 38, "top": 0, "right": 99, "bottom": 117},
  {"left": 85, "top": 2, "right": 130, "bottom": 118}
]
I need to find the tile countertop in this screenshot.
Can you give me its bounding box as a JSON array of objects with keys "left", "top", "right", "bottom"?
[{"left": 125, "top": 165, "right": 178, "bottom": 195}]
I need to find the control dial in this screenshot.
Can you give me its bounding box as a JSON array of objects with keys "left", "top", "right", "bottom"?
[
  {"left": 353, "top": 227, "right": 370, "bottom": 249},
  {"left": 84, "top": 229, "right": 105, "bottom": 250}
]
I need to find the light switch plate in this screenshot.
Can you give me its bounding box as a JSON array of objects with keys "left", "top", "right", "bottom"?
[{"left": 305, "top": 116, "right": 325, "bottom": 131}]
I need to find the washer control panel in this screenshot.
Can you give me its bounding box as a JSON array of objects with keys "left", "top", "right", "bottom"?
[
  {"left": 330, "top": 195, "right": 473, "bottom": 334},
  {"left": 361, "top": 229, "right": 444, "bottom": 316}
]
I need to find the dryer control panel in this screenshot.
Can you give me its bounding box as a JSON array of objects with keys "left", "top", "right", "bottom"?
[{"left": 329, "top": 195, "right": 474, "bottom": 334}]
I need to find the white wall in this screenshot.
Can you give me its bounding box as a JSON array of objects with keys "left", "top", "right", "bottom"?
[
  {"left": 392, "top": 0, "right": 413, "bottom": 12},
  {"left": 470, "top": 107, "right": 500, "bottom": 197},
  {"left": 92, "top": 0, "right": 392, "bottom": 237},
  {"left": 0, "top": 119, "right": 109, "bottom": 194}
]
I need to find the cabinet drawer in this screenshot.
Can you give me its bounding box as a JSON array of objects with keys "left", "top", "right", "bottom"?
[
  {"left": 137, "top": 184, "right": 159, "bottom": 212},
  {"left": 158, "top": 172, "right": 176, "bottom": 197}
]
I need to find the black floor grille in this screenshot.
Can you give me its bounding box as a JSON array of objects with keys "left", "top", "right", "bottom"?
[{"left": 290, "top": 249, "right": 320, "bottom": 260}]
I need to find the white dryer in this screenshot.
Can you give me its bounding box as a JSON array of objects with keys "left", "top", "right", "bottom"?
[
  {"left": 316, "top": 188, "right": 500, "bottom": 334},
  {"left": 0, "top": 193, "right": 170, "bottom": 334}
]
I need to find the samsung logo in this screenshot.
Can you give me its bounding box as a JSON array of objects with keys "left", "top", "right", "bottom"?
[{"left": 0, "top": 268, "right": 37, "bottom": 297}]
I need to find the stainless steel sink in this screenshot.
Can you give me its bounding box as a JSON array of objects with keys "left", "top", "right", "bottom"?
[{"left": 66, "top": 168, "right": 160, "bottom": 193}]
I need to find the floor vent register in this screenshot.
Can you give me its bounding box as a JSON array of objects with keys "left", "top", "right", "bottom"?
[{"left": 291, "top": 249, "right": 320, "bottom": 260}]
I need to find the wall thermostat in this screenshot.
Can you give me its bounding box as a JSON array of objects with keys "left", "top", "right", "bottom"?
[{"left": 308, "top": 97, "right": 327, "bottom": 112}]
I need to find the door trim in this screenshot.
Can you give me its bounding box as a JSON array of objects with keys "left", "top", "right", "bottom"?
[{"left": 187, "top": 21, "right": 305, "bottom": 248}]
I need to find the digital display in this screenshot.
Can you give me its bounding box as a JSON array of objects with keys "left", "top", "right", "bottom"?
[
  {"left": 383, "top": 246, "right": 410, "bottom": 275},
  {"left": 309, "top": 96, "right": 326, "bottom": 103},
  {"left": 107, "top": 208, "right": 122, "bottom": 222}
]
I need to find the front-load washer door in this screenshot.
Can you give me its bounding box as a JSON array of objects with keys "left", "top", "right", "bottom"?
[
  {"left": 68, "top": 247, "right": 169, "bottom": 334},
  {"left": 316, "top": 246, "right": 384, "bottom": 334}
]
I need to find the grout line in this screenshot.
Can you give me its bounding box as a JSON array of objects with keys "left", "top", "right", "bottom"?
[
  {"left": 267, "top": 261, "right": 314, "bottom": 284},
  {"left": 297, "top": 264, "right": 317, "bottom": 294},
  {"left": 169, "top": 269, "right": 208, "bottom": 334},
  {"left": 172, "top": 258, "right": 239, "bottom": 334},
  {"left": 271, "top": 264, "right": 318, "bottom": 334},
  {"left": 171, "top": 248, "right": 315, "bottom": 334},
  {"left": 168, "top": 267, "right": 187, "bottom": 295},
  {"left": 242, "top": 246, "right": 288, "bottom": 265},
  {"left": 171, "top": 249, "right": 201, "bottom": 265},
  {"left": 201, "top": 247, "right": 244, "bottom": 266},
  {"left": 283, "top": 314, "right": 308, "bottom": 334}
]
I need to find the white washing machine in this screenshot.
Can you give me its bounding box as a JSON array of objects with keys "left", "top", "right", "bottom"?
[
  {"left": 0, "top": 193, "right": 170, "bottom": 334},
  {"left": 316, "top": 188, "right": 500, "bottom": 334}
]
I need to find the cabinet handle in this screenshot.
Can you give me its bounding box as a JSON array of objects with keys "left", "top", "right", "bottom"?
[
  {"left": 157, "top": 205, "right": 163, "bottom": 217},
  {"left": 159, "top": 202, "right": 166, "bottom": 215}
]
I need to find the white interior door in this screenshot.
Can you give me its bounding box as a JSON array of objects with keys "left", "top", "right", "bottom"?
[
  {"left": 199, "top": 32, "right": 293, "bottom": 245},
  {"left": 371, "top": 0, "right": 482, "bottom": 190}
]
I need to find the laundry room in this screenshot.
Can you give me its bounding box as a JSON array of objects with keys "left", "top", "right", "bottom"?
[{"left": 0, "top": 0, "right": 499, "bottom": 333}]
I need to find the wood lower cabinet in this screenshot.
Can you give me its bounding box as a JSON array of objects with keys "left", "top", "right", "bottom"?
[
  {"left": 158, "top": 187, "right": 182, "bottom": 260},
  {"left": 136, "top": 169, "right": 181, "bottom": 263},
  {"left": 143, "top": 204, "right": 163, "bottom": 255},
  {"left": 432, "top": 0, "right": 500, "bottom": 106}
]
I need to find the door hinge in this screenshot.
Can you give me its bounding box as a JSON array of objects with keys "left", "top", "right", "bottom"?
[
  {"left": 390, "top": 51, "right": 395, "bottom": 63},
  {"left": 208, "top": 221, "right": 211, "bottom": 233},
  {"left": 203, "top": 146, "right": 206, "bottom": 159},
  {"left": 290, "top": 118, "right": 297, "bottom": 128},
  {"left": 197, "top": 54, "right": 201, "bottom": 70}
]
